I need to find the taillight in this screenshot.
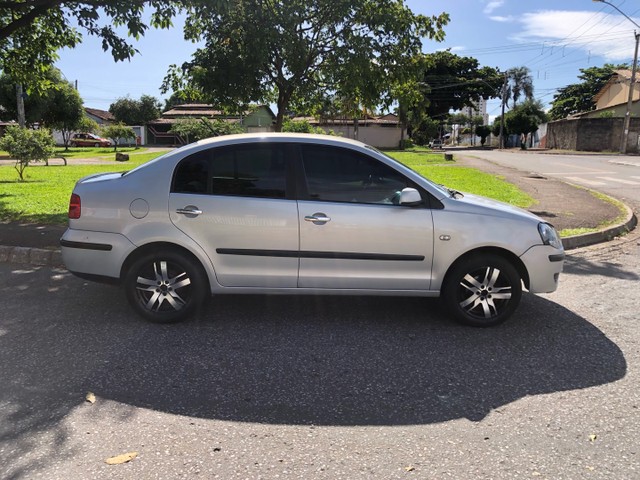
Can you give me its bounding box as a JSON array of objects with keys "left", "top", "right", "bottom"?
[{"left": 69, "top": 193, "right": 81, "bottom": 219}]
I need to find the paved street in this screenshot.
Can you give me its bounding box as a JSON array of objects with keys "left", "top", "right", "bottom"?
[
  {"left": 463, "top": 150, "right": 640, "bottom": 206},
  {"left": 1, "top": 226, "right": 639, "bottom": 479}
]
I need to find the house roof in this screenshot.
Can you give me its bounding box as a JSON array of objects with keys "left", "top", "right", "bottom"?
[
  {"left": 85, "top": 108, "right": 115, "bottom": 122},
  {"left": 159, "top": 103, "right": 275, "bottom": 120},
  {"left": 593, "top": 70, "right": 639, "bottom": 104},
  {"left": 291, "top": 114, "right": 401, "bottom": 126}
]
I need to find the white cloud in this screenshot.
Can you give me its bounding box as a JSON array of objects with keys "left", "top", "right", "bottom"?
[
  {"left": 515, "top": 10, "right": 639, "bottom": 61},
  {"left": 489, "top": 15, "right": 514, "bottom": 23},
  {"left": 484, "top": 1, "right": 505, "bottom": 15}
]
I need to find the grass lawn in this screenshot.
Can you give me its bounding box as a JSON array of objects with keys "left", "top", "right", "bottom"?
[{"left": 0, "top": 147, "right": 533, "bottom": 225}]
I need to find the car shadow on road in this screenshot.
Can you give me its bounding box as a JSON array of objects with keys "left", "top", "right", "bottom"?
[
  {"left": 0, "top": 268, "right": 627, "bottom": 477},
  {"left": 99, "top": 294, "right": 625, "bottom": 426},
  {"left": 563, "top": 252, "right": 640, "bottom": 281}
]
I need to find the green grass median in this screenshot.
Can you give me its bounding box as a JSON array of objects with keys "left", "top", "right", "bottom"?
[{"left": 0, "top": 147, "right": 534, "bottom": 225}]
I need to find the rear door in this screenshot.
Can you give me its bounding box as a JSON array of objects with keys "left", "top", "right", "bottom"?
[
  {"left": 169, "top": 143, "right": 299, "bottom": 288},
  {"left": 297, "top": 144, "right": 434, "bottom": 290}
]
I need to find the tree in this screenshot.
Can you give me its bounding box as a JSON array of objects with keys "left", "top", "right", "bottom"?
[
  {"left": 0, "top": 125, "right": 55, "bottom": 180},
  {"left": 505, "top": 67, "right": 534, "bottom": 108},
  {"left": 475, "top": 125, "right": 492, "bottom": 146},
  {"left": 168, "top": 118, "right": 245, "bottom": 144},
  {"left": 40, "top": 81, "right": 85, "bottom": 150},
  {"left": 109, "top": 95, "right": 162, "bottom": 125},
  {"left": 100, "top": 123, "right": 136, "bottom": 151},
  {"left": 0, "top": 2, "right": 192, "bottom": 89},
  {"left": 548, "top": 64, "right": 629, "bottom": 120},
  {"left": 76, "top": 116, "right": 100, "bottom": 134},
  {"left": 0, "top": 67, "right": 84, "bottom": 147},
  {"left": 413, "top": 51, "right": 502, "bottom": 120},
  {"left": 504, "top": 100, "right": 547, "bottom": 149},
  {"left": 162, "top": 1, "right": 449, "bottom": 131}
]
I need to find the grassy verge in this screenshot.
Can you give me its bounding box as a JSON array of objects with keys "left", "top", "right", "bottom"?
[
  {"left": 0, "top": 148, "right": 534, "bottom": 225},
  {"left": 559, "top": 190, "right": 628, "bottom": 238}
]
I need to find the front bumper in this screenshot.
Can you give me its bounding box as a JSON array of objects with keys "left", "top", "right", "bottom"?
[{"left": 520, "top": 245, "right": 565, "bottom": 293}]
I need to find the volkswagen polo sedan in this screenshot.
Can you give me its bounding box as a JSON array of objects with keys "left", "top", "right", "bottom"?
[{"left": 61, "top": 133, "right": 564, "bottom": 327}]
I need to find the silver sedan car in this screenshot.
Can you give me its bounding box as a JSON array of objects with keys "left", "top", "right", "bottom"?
[{"left": 61, "top": 133, "right": 564, "bottom": 326}]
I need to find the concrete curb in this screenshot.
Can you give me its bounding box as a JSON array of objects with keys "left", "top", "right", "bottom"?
[
  {"left": 0, "top": 245, "right": 64, "bottom": 268},
  {"left": 562, "top": 202, "right": 638, "bottom": 250}
]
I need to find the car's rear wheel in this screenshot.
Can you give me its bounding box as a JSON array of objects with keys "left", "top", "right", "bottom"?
[
  {"left": 442, "top": 254, "right": 522, "bottom": 327},
  {"left": 124, "top": 250, "right": 208, "bottom": 323},
  {"left": 94, "top": 142, "right": 100, "bottom": 147},
  {"left": 70, "top": 142, "right": 77, "bottom": 147}
]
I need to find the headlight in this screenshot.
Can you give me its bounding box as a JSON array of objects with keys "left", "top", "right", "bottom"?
[{"left": 538, "top": 222, "right": 563, "bottom": 249}]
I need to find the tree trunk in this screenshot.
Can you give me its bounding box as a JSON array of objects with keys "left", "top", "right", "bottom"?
[{"left": 16, "top": 84, "right": 26, "bottom": 128}]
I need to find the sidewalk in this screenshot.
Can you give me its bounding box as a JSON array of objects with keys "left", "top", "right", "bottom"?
[{"left": 0, "top": 154, "right": 636, "bottom": 268}]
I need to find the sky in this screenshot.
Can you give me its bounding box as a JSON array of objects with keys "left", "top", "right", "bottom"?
[{"left": 55, "top": 0, "right": 640, "bottom": 122}]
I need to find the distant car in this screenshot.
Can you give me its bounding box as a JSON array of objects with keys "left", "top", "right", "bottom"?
[
  {"left": 69, "top": 133, "right": 111, "bottom": 148},
  {"left": 430, "top": 139, "right": 443, "bottom": 149},
  {"left": 61, "top": 133, "right": 564, "bottom": 327}
]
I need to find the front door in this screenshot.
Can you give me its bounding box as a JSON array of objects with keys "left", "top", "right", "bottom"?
[{"left": 297, "top": 145, "right": 434, "bottom": 290}]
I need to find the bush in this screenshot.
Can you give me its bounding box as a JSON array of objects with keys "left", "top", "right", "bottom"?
[{"left": 0, "top": 126, "right": 55, "bottom": 180}]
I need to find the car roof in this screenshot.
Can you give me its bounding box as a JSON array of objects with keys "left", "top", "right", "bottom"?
[{"left": 193, "top": 132, "right": 370, "bottom": 150}]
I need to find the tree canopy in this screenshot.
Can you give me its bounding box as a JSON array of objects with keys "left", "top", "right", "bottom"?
[
  {"left": 162, "top": 0, "right": 449, "bottom": 130},
  {"left": 505, "top": 66, "right": 534, "bottom": 108},
  {"left": 0, "top": 67, "right": 83, "bottom": 135},
  {"left": 109, "top": 94, "right": 162, "bottom": 125},
  {"left": 416, "top": 50, "right": 502, "bottom": 120},
  {"left": 548, "top": 64, "right": 629, "bottom": 120},
  {"left": 0, "top": 1, "right": 191, "bottom": 91}
]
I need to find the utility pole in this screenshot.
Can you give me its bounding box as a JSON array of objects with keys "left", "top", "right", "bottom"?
[
  {"left": 620, "top": 32, "right": 639, "bottom": 154},
  {"left": 498, "top": 71, "right": 508, "bottom": 149}
]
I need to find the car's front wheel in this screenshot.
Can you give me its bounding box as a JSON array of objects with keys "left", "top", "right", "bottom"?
[
  {"left": 124, "top": 250, "right": 208, "bottom": 323},
  {"left": 442, "top": 253, "right": 522, "bottom": 327}
]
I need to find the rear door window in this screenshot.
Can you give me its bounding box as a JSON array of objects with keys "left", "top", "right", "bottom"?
[{"left": 172, "top": 144, "right": 287, "bottom": 199}]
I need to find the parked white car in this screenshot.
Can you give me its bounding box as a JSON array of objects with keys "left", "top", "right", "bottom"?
[{"left": 61, "top": 133, "right": 564, "bottom": 326}]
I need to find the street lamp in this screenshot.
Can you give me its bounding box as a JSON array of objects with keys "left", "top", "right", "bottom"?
[{"left": 593, "top": 0, "right": 640, "bottom": 154}]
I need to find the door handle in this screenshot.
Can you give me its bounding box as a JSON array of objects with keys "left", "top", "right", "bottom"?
[
  {"left": 304, "top": 213, "right": 331, "bottom": 224},
  {"left": 176, "top": 206, "right": 203, "bottom": 216}
]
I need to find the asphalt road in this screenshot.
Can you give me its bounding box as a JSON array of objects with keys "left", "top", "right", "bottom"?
[
  {"left": 463, "top": 150, "right": 640, "bottom": 205},
  {"left": 1, "top": 226, "right": 639, "bottom": 479}
]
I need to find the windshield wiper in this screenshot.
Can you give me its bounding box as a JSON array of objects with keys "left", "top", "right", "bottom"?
[{"left": 448, "top": 188, "right": 464, "bottom": 199}]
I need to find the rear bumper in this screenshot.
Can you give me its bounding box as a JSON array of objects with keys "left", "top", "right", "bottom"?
[
  {"left": 520, "top": 245, "right": 565, "bottom": 293},
  {"left": 60, "top": 228, "right": 136, "bottom": 280}
]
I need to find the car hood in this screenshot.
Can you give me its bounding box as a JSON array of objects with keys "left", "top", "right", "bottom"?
[{"left": 445, "top": 192, "right": 544, "bottom": 224}]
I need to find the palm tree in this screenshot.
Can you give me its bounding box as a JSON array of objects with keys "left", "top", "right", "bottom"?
[{"left": 506, "top": 67, "right": 534, "bottom": 108}]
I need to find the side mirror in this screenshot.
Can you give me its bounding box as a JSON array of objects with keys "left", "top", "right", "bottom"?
[{"left": 399, "top": 187, "right": 423, "bottom": 206}]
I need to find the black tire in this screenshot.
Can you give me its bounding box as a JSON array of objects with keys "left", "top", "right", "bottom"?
[
  {"left": 124, "top": 250, "right": 208, "bottom": 323},
  {"left": 94, "top": 142, "right": 100, "bottom": 147},
  {"left": 70, "top": 142, "right": 77, "bottom": 147},
  {"left": 442, "top": 254, "right": 522, "bottom": 327}
]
